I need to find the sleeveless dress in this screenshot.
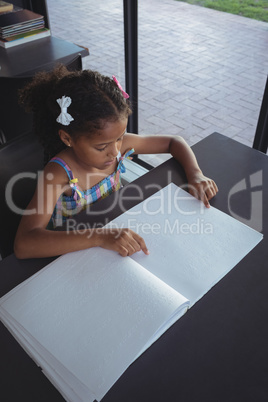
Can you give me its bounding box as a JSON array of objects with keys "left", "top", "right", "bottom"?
[{"left": 48, "top": 149, "right": 134, "bottom": 228}]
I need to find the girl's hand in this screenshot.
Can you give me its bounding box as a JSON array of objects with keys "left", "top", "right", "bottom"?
[
  {"left": 187, "top": 171, "right": 218, "bottom": 208},
  {"left": 96, "top": 228, "right": 150, "bottom": 257}
]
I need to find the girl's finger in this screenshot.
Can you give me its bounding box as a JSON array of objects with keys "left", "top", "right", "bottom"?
[
  {"left": 133, "top": 233, "right": 150, "bottom": 255},
  {"left": 212, "top": 180, "right": 219, "bottom": 194},
  {"left": 117, "top": 244, "right": 129, "bottom": 257},
  {"left": 201, "top": 191, "right": 210, "bottom": 208},
  {"left": 205, "top": 185, "right": 215, "bottom": 200}
]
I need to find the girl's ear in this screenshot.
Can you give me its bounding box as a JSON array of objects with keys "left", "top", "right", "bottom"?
[{"left": 58, "top": 129, "right": 72, "bottom": 147}]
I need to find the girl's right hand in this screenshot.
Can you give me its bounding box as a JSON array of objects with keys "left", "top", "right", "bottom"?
[{"left": 95, "top": 228, "right": 150, "bottom": 257}]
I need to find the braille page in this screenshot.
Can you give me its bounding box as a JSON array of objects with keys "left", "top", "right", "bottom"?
[
  {"left": 0, "top": 248, "right": 189, "bottom": 402},
  {"left": 0, "top": 308, "right": 90, "bottom": 402},
  {"left": 111, "top": 183, "right": 263, "bottom": 305}
]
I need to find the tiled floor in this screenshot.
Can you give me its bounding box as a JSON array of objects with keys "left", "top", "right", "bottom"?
[{"left": 47, "top": 0, "right": 268, "bottom": 166}]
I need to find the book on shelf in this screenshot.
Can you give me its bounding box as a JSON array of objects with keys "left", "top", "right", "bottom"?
[
  {"left": 0, "top": 27, "right": 50, "bottom": 48},
  {"left": 0, "top": 9, "right": 45, "bottom": 39},
  {"left": 0, "top": 1, "right": 13, "bottom": 13},
  {"left": 0, "top": 184, "right": 263, "bottom": 402}
]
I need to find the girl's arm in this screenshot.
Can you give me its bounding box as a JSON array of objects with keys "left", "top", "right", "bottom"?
[
  {"left": 14, "top": 163, "right": 149, "bottom": 259},
  {"left": 122, "top": 134, "right": 218, "bottom": 207}
]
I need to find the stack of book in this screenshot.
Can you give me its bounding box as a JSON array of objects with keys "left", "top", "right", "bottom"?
[{"left": 0, "top": 4, "right": 50, "bottom": 48}]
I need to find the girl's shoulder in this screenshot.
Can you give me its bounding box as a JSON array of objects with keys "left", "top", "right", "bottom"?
[
  {"left": 43, "top": 154, "right": 71, "bottom": 185},
  {"left": 121, "top": 133, "right": 137, "bottom": 154},
  {"left": 121, "top": 132, "right": 154, "bottom": 155}
]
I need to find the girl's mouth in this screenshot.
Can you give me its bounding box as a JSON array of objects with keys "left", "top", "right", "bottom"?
[{"left": 104, "top": 159, "right": 115, "bottom": 166}]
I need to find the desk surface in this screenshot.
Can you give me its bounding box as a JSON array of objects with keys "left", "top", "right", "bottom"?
[
  {"left": 1, "top": 133, "right": 267, "bottom": 402},
  {"left": 0, "top": 36, "right": 89, "bottom": 77}
]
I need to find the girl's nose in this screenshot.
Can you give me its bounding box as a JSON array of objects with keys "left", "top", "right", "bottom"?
[{"left": 108, "top": 143, "right": 119, "bottom": 158}]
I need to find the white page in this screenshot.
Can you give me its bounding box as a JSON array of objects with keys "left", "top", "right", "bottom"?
[
  {"left": 0, "top": 248, "right": 189, "bottom": 402},
  {"left": 110, "top": 183, "right": 263, "bottom": 305},
  {"left": 0, "top": 308, "right": 92, "bottom": 402}
]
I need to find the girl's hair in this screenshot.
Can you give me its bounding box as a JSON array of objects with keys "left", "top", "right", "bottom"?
[{"left": 19, "top": 65, "right": 132, "bottom": 163}]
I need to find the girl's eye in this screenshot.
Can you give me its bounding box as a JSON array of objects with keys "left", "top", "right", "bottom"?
[{"left": 96, "top": 134, "right": 124, "bottom": 151}]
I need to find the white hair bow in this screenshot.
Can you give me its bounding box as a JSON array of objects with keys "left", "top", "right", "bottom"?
[{"left": 56, "top": 96, "right": 74, "bottom": 126}]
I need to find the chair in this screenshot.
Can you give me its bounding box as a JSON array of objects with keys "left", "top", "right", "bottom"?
[
  {"left": 253, "top": 75, "right": 268, "bottom": 154},
  {"left": 0, "top": 132, "right": 44, "bottom": 258},
  {"left": 0, "top": 75, "right": 34, "bottom": 144},
  {"left": 0, "top": 54, "right": 83, "bottom": 145}
]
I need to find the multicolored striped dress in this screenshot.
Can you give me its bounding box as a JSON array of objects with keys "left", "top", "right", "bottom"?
[{"left": 48, "top": 148, "right": 134, "bottom": 228}]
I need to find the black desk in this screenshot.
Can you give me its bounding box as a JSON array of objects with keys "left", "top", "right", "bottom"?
[
  {"left": 0, "top": 36, "right": 89, "bottom": 77},
  {"left": 1, "top": 133, "right": 268, "bottom": 402}
]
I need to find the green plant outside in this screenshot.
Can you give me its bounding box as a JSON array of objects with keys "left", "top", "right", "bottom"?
[{"left": 178, "top": 0, "right": 268, "bottom": 22}]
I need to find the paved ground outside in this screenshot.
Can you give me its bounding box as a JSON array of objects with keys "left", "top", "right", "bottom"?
[{"left": 47, "top": 0, "right": 268, "bottom": 166}]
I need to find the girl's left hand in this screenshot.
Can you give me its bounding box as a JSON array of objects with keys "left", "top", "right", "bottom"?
[{"left": 187, "top": 172, "right": 218, "bottom": 208}]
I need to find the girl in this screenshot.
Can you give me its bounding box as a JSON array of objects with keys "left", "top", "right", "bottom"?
[{"left": 14, "top": 65, "right": 218, "bottom": 259}]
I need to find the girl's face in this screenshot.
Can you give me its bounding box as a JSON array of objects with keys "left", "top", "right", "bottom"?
[{"left": 69, "top": 118, "right": 128, "bottom": 171}]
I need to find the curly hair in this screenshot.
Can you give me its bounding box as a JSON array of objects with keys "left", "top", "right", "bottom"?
[{"left": 19, "top": 65, "right": 132, "bottom": 163}]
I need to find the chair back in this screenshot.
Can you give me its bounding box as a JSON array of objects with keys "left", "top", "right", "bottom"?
[
  {"left": 0, "top": 133, "right": 44, "bottom": 258},
  {"left": 0, "top": 75, "right": 34, "bottom": 144}
]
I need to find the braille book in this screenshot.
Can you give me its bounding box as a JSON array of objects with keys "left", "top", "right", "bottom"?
[{"left": 0, "top": 184, "right": 263, "bottom": 402}]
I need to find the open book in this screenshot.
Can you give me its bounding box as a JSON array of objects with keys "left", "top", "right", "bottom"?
[{"left": 0, "top": 184, "right": 263, "bottom": 402}]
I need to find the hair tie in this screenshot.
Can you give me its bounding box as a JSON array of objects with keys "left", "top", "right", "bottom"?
[
  {"left": 112, "top": 76, "right": 129, "bottom": 99},
  {"left": 56, "top": 96, "right": 74, "bottom": 126}
]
